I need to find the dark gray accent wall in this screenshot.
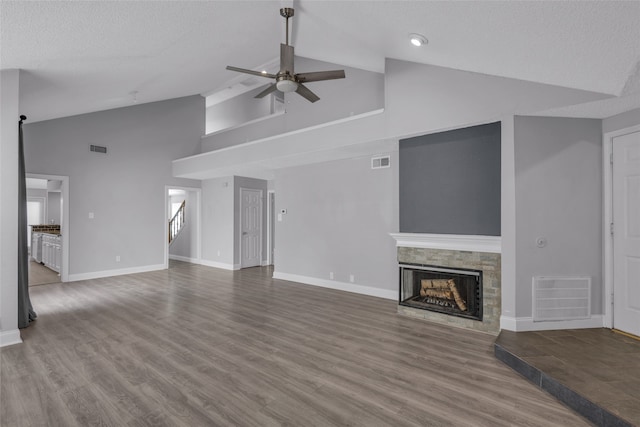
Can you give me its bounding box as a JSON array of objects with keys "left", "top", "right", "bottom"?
[{"left": 399, "top": 122, "right": 501, "bottom": 235}]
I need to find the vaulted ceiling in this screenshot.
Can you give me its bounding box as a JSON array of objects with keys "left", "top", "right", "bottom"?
[{"left": 2, "top": 1, "right": 639, "bottom": 123}]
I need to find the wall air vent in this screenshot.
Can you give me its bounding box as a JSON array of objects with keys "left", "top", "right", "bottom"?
[
  {"left": 90, "top": 145, "right": 107, "bottom": 154},
  {"left": 371, "top": 155, "right": 390, "bottom": 169},
  {"left": 533, "top": 276, "right": 591, "bottom": 322}
]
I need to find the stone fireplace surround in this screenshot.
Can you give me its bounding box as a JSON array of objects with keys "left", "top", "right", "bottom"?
[{"left": 390, "top": 233, "right": 501, "bottom": 335}]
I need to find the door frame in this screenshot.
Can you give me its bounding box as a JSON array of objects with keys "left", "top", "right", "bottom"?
[
  {"left": 266, "top": 190, "right": 275, "bottom": 265},
  {"left": 26, "top": 173, "right": 69, "bottom": 282},
  {"left": 603, "top": 124, "right": 640, "bottom": 328},
  {"left": 239, "top": 187, "right": 263, "bottom": 268},
  {"left": 164, "top": 185, "right": 202, "bottom": 268}
]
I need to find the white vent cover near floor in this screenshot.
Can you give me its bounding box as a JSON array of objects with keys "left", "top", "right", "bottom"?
[
  {"left": 532, "top": 276, "right": 591, "bottom": 322},
  {"left": 371, "top": 155, "right": 390, "bottom": 169}
]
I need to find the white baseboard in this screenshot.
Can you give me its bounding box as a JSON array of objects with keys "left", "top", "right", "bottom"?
[
  {"left": 500, "top": 315, "right": 604, "bottom": 332},
  {"left": 68, "top": 263, "right": 166, "bottom": 282},
  {"left": 272, "top": 271, "right": 397, "bottom": 300},
  {"left": 199, "top": 259, "right": 241, "bottom": 271},
  {"left": 169, "top": 254, "right": 199, "bottom": 264},
  {"left": 0, "top": 329, "right": 22, "bottom": 347},
  {"left": 261, "top": 260, "right": 271, "bottom": 267}
]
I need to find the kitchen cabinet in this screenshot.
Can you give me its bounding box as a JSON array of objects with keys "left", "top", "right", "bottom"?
[{"left": 41, "top": 233, "right": 61, "bottom": 273}]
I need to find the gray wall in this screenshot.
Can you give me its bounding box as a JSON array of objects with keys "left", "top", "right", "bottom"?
[
  {"left": 603, "top": 108, "right": 640, "bottom": 133},
  {"left": 399, "top": 122, "right": 501, "bottom": 235},
  {"left": 206, "top": 85, "right": 274, "bottom": 134},
  {"left": 24, "top": 95, "right": 204, "bottom": 277},
  {"left": 201, "top": 57, "right": 384, "bottom": 152},
  {"left": 233, "top": 176, "right": 268, "bottom": 265},
  {"left": 26, "top": 188, "right": 47, "bottom": 199},
  {"left": 385, "top": 59, "right": 608, "bottom": 139},
  {"left": 274, "top": 153, "right": 398, "bottom": 293},
  {"left": 47, "top": 191, "right": 61, "bottom": 224},
  {"left": 0, "top": 69, "right": 20, "bottom": 336},
  {"left": 514, "top": 116, "right": 603, "bottom": 316},
  {"left": 201, "top": 177, "right": 235, "bottom": 266}
]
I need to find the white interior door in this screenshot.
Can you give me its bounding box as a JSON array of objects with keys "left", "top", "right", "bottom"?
[
  {"left": 240, "top": 188, "right": 262, "bottom": 268},
  {"left": 613, "top": 130, "right": 640, "bottom": 336}
]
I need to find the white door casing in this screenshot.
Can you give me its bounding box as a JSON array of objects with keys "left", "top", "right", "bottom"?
[
  {"left": 240, "top": 188, "right": 262, "bottom": 268},
  {"left": 613, "top": 130, "right": 640, "bottom": 336},
  {"left": 268, "top": 191, "right": 275, "bottom": 265}
]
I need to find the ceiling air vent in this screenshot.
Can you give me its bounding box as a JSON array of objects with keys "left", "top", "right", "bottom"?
[
  {"left": 371, "top": 155, "right": 390, "bottom": 169},
  {"left": 90, "top": 145, "right": 107, "bottom": 154}
]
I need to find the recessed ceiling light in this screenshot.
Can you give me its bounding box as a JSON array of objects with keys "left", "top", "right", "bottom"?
[
  {"left": 261, "top": 70, "right": 268, "bottom": 74},
  {"left": 409, "top": 33, "right": 427, "bottom": 47}
]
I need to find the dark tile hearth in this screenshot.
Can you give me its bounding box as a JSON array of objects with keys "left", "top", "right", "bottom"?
[{"left": 495, "top": 329, "right": 640, "bottom": 427}]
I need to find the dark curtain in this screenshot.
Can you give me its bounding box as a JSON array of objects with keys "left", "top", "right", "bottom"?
[{"left": 18, "top": 115, "right": 37, "bottom": 328}]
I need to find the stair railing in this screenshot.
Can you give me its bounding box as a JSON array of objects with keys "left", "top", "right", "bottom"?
[{"left": 169, "top": 200, "right": 186, "bottom": 244}]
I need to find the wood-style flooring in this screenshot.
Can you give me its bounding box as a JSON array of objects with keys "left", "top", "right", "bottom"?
[
  {"left": 28, "top": 260, "right": 61, "bottom": 287},
  {"left": 1, "top": 263, "right": 590, "bottom": 426},
  {"left": 496, "top": 329, "right": 640, "bottom": 426}
]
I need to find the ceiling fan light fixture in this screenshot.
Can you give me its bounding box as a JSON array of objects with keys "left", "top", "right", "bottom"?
[
  {"left": 409, "top": 33, "right": 427, "bottom": 47},
  {"left": 276, "top": 79, "right": 298, "bottom": 93}
]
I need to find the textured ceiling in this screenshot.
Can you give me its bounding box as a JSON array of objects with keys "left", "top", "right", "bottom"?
[{"left": 2, "top": 1, "right": 639, "bottom": 122}]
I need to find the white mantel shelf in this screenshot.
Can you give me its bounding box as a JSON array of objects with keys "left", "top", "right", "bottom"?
[{"left": 389, "top": 233, "right": 501, "bottom": 254}]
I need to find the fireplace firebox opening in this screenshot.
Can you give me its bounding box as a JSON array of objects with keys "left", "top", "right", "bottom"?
[{"left": 399, "top": 263, "right": 482, "bottom": 321}]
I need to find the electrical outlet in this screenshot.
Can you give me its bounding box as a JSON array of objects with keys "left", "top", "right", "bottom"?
[
  {"left": 329, "top": 272, "right": 334, "bottom": 280},
  {"left": 217, "top": 250, "right": 221, "bottom": 257},
  {"left": 115, "top": 255, "right": 120, "bottom": 262},
  {"left": 350, "top": 274, "right": 355, "bottom": 283}
]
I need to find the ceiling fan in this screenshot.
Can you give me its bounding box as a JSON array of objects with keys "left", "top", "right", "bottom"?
[{"left": 226, "top": 8, "right": 345, "bottom": 103}]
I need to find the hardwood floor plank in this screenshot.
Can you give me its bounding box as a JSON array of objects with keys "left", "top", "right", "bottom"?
[{"left": 1, "top": 265, "right": 591, "bottom": 426}]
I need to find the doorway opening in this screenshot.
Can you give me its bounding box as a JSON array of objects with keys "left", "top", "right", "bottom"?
[
  {"left": 165, "top": 186, "right": 201, "bottom": 269},
  {"left": 267, "top": 190, "right": 275, "bottom": 266},
  {"left": 25, "top": 173, "right": 69, "bottom": 284}
]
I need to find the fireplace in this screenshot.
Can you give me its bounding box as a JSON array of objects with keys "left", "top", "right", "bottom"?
[{"left": 399, "top": 263, "right": 482, "bottom": 321}]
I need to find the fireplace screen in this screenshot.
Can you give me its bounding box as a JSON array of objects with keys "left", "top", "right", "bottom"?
[{"left": 399, "top": 263, "right": 482, "bottom": 321}]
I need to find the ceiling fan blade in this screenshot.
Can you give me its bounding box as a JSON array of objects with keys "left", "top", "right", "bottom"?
[
  {"left": 280, "top": 44, "right": 294, "bottom": 74},
  {"left": 255, "top": 83, "right": 278, "bottom": 99},
  {"left": 295, "top": 83, "right": 320, "bottom": 103},
  {"left": 226, "top": 66, "right": 276, "bottom": 79},
  {"left": 296, "top": 70, "right": 346, "bottom": 83}
]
